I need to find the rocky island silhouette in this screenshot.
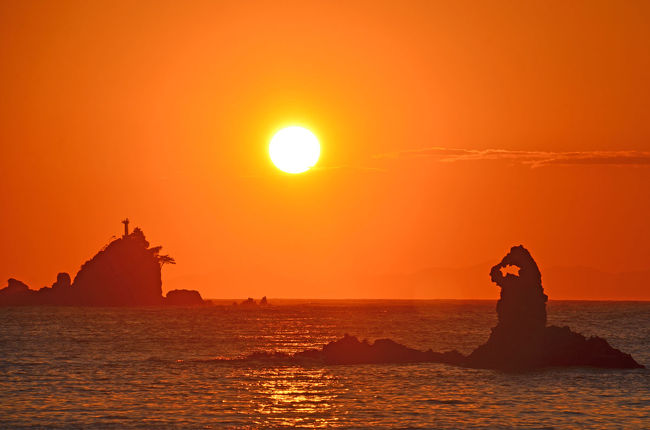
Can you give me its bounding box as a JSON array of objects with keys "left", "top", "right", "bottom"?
[
  {"left": 463, "top": 245, "right": 641, "bottom": 369},
  {"left": 1, "top": 234, "right": 642, "bottom": 370},
  {"left": 0, "top": 220, "right": 205, "bottom": 306},
  {"left": 245, "top": 246, "right": 643, "bottom": 370}
]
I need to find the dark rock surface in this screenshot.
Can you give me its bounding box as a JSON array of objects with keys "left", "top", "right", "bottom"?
[
  {"left": 0, "top": 279, "right": 32, "bottom": 305},
  {"left": 166, "top": 289, "right": 205, "bottom": 306},
  {"left": 0, "top": 223, "right": 203, "bottom": 307},
  {"left": 287, "top": 245, "right": 643, "bottom": 370},
  {"left": 294, "top": 334, "right": 464, "bottom": 365},
  {"left": 71, "top": 228, "right": 165, "bottom": 306},
  {"left": 539, "top": 325, "right": 641, "bottom": 368},
  {"left": 465, "top": 245, "right": 642, "bottom": 370}
]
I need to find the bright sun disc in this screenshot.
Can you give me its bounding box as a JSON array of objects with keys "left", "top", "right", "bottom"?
[{"left": 269, "top": 126, "right": 320, "bottom": 174}]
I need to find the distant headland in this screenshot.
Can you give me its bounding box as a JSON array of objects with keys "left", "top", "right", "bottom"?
[{"left": 0, "top": 219, "right": 205, "bottom": 306}]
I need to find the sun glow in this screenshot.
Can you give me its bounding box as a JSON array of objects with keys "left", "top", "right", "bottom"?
[{"left": 269, "top": 126, "right": 320, "bottom": 174}]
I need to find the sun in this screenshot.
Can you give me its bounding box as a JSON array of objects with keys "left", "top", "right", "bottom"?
[{"left": 269, "top": 126, "right": 320, "bottom": 174}]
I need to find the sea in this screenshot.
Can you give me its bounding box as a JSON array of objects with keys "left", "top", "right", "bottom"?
[{"left": 1, "top": 300, "right": 648, "bottom": 429}]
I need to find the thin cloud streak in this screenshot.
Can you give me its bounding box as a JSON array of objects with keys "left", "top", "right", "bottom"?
[{"left": 373, "top": 147, "right": 650, "bottom": 168}]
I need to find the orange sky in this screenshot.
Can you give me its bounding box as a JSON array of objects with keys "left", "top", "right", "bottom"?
[{"left": 2, "top": 1, "right": 650, "bottom": 300}]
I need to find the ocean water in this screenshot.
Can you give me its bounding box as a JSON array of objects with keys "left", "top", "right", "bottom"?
[{"left": 1, "top": 300, "right": 648, "bottom": 429}]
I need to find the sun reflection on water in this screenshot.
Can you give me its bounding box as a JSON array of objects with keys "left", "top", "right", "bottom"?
[
  {"left": 234, "top": 367, "right": 342, "bottom": 428},
  {"left": 2, "top": 304, "right": 648, "bottom": 428}
]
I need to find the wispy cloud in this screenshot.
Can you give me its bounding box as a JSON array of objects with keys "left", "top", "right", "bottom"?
[{"left": 374, "top": 147, "right": 650, "bottom": 168}]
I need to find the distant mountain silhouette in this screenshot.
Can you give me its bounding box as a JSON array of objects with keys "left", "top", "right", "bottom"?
[
  {"left": 284, "top": 246, "right": 643, "bottom": 370},
  {"left": 366, "top": 263, "right": 650, "bottom": 300},
  {"left": 0, "top": 222, "right": 205, "bottom": 306},
  {"left": 543, "top": 266, "right": 650, "bottom": 300}
]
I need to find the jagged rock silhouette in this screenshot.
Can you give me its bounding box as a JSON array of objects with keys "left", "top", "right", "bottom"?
[
  {"left": 282, "top": 245, "right": 643, "bottom": 370},
  {"left": 0, "top": 222, "right": 204, "bottom": 307},
  {"left": 492, "top": 245, "right": 548, "bottom": 331},
  {"left": 72, "top": 227, "right": 165, "bottom": 306},
  {"left": 466, "top": 245, "right": 550, "bottom": 368},
  {"left": 466, "top": 245, "right": 642, "bottom": 370}
]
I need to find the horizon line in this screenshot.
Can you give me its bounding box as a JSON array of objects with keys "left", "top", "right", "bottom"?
[{"left": 210, "top": 297, "right": 650, "bottom": 302}]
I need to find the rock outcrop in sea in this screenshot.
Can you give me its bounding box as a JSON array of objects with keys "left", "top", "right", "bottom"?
[
  {"left": 165, "top": 289, "right": 206, "bottom": 306},
  {"left": 465, "top": 245, "right": 641, "bottom": 370},
  {"left": 0, "top": 221, "right": 205, "bottom": 307},
  {"left": 234, "top": 296, "right": 269, "bottom": 307},
  {"left": 284, "top": 245, "right": 643, "bottom": 370},
  {"left": 294, "top": 334, "right": 464, "bottom": 365}
]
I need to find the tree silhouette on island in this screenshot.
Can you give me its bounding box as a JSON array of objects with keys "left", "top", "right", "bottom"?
[{"left": 0, "top": 221, "right": 204, "bottom": 306}]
